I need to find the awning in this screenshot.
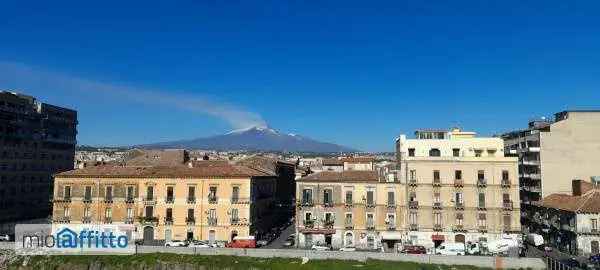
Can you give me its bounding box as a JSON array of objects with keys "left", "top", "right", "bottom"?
[
  {"left": 431, "top": 234, "right": 445, "bottom": 241},
  {"left": 380, "top": 231, "right": 403, "bottom": 240}
]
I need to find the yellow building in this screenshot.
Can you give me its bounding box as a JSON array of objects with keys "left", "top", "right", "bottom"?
[
  {"left": 396, "top": 128, "right": 521, "bottom": 250},
  {"left": 52, "top": 151, "right": 281, "bottom": 245},
  {"left": 296, "top": 170, "right": 405, "bottom": 250}
]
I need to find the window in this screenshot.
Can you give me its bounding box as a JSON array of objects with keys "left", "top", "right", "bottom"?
[
  {"left": 429, "top": 148, "right": 441, "bottom": 157},
  {"left": 188, "top": 186, "right": 195, "bottom": 199},
  {"left": 433, "top": 170, "right": 440, "bottom": 182},
  {"left": 187, "top": 209, "right": 194, "bottom": 219},
  {"left": 146, "top": 186, "right": 154, "bottom": 200},
  {"left": 105, "top": 186, "right": 113, "bottom": 201},
  {"left": 478, "top": 213, "right": 487, "bottom": 227},
  {"left": 231, "top": 208, "right": 239, "bottom": 222},
  {"left": 302, "top": 189, "right": 313, "bottom": 204},
  {"left": 592, "top": 219, "right": 598, "bottom": 231},
  {"left": 455, "top": 170, "right": 462, "bottom": 180},
  {"left": 325, "top": 212, "right": 334, "bottom": 223},
  {"left": 478, "top": 192, "right": 486, "bottom": 208},
  {"left": 409, "top": 170, "right": 417, "bottom": 181},
  {"left": 503, "top": 215, "right": 511, "bottom": 228},
  {"left": 83, "top": 207, "right": 90, "bottom": 218},
  {"left": 409, "top": 212, "right": 418, "bottom": 224},
  {"left": 126, "top": 207, "right": 133, "bottom": 219},
  {"left": 502, "top": 170, "right": 509, "bottom": 181},
  {"left": 434, "top": 192, "right": 440, "bottom": 203},
  {"left": 409, "top": 192, "right": 417, "bottom": 202},
  {"left": 126, "top": 186, "right": 134, "bottom": 201},
  {"left": 434, "top": 212, "right": 442, "bottom": 226},
  {"left": 478, "top": 170, "right": 485, "bottom": 180},
  {"left": 503, "top": 193, "right": 510, "bottom": 203},
  {"left": 387, "top": 191, "right": 395, "bottom": 206},
  {"left": 408, "top": 148, "right": 415, "bottom": 157},
  {"left": 63, "top": 186, "right": 71, "bottom": 200},
  {"left": 105, "top": 208, "right": 112, "bottom": 218},
  {"left": 63, "top": 207, "right": 70, "bottom": 218},
  {"left": 366, "top": 190, "right": 374, "bottom": 205},
  {"left": 345, "top": 213, "right": 352, "bottom": 225},
  {"left": 456, "top": 213, "right": 464, "bottom": 225},
  {"left": 367, "top": 235, "right": 375, "bottom": 249},
  {"left": 323, "top": 189, "right": 332, "bottom": 204},
  {"left": 455, "top": 192, "right": 463, "bottom": 205},
  {"left": 166, "top": 186, "right": 174, "bottom": 200},
  {"left": 475, "top": 150, "right": 483, "bottom": 157},
  {"left": 305, "top": 212, "right": 312, "bottom": 222},
  {"left": 145, "top": 206, "right": 153, "bottom": 218},
  {"left": 209, "top": 186, "right": 218, "bottom": 201},
  {"left": 345, "top": 190, "right": 353, "bottom": 204},
  {"left": 166, "top": 208, "right": 173, "bottom": 220},
  {"left": 232, "top": 186, "right": 240, "bottom": 202},
  {"left": 452, "top": 148, "right": 460, "bottom": 157},
  {"left": 366, "top": 213, "right": 374, "bottom": 227},
  {"left": 387, "top": 214, "right": 395, "bottom": 227}
]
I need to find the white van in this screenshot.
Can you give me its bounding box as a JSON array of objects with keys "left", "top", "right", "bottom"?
[{"left": 436, "top": 243, "right": 465, "bottom": 256}]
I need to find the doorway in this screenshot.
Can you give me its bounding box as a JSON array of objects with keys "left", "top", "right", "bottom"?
[
  {"left": 592, "top": 241, "right": 599, "bottom": 254},
  {"left": 186, "top": 231, "right": 194, "bottom": 241},
  {"left": 165, "top": 229, "right": 172, "bottom": 243},
  {"left": 143, "top": 226, "right": 154, "bottom": 244},
  {"left": 325, "top": 234, "right": 332, "bottom": 246},
  {"left": 231, "top": 230, "right": 238, "bottom": 242},
  {"left": 208, "top": 230, "right": 216, "bottom": 244}
]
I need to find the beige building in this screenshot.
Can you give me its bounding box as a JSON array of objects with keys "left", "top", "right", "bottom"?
[
  {"left": 51, "top": 150, "right": 285, "bottom": 245},
  {"left": 296, "top": 170, "right": 404, "bottom": 250},
  {"left": 396, "top": 128, "right": 521, "bottom": 250}
]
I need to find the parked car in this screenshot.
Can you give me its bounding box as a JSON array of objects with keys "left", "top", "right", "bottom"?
[
  {"left": 401, "top": 245, "right": 427, "bottom": 254},
  {"left": 560, "top": 258, "right": 582, "bottom": 268},
  {"left": 0, "top": 234, "right": 10, "bottom": 241},
  {"left": 590, "top": 254, "right": 600, "bottom": 264},
  {"left": 226, "top": 236, "right": 256, "bottom": 248},
  {"left": 436, "top": 243, "right": 465, "bottom": 256},
  {"left": 311, "top": 243, "right": 330, "bottom": 251},
  {"left": 256, "top": 239, "right": 269, "bottom": 247},
  {"left": 165, "top": 240, "right": 187, "bottom": 247},
  {"left": 339, "top": 246, "right": 356, "bottom": 252},
  {"left": 188, "top": 240, "right": 212, "bottom": 248}
]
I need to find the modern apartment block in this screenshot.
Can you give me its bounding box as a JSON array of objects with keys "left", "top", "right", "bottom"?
[
  {"left": 296, "top": 170, "right": 404, "bottom": 250},
  {"left": 51, "top": 150, "right": 290, "bottom": 244},
  {"left": 0, "top": 91, "right": 77, "bottom": 225},
  {"left": 396, "top": 128, "right": 521, "bottom": 250},
  {"left": 501, "top": 110, "right": 600, "bottom": 232}
]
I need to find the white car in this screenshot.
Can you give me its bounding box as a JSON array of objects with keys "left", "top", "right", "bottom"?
[
  {"left": 188, "top": 241, "right": 211, "bottom": 248},
  {"left": 165, "top": 240, "right": 187, "bottom": 247},
  {"left": 0, "top": 234, "right": 10, "bottom": 241},
  {"left": 256, "top": 240, "right": 269, "bottom": 247},
  {"left": 311, "top": 244, "right": 330, "bottom": 251},
  {"left": 339, "top": 247, "right": 356, "bottom": 252}
]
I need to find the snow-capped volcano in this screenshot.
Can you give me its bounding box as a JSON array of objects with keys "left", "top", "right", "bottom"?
[{"left": 137, "top": 126, "right": 357, "bottom": 152}]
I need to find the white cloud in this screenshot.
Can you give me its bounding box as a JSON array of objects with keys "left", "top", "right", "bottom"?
[{"left": 0, "top": 61, "right": 267, "bottom": 129}]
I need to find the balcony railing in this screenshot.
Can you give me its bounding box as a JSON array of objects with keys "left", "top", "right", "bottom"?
[
  {"left": 83, "top": 198, "right": 93, "bottom": 204},
  {"left": 344, "top": 201, "right": 353, "bottom": 208},
  {"left": 433, "top": 202, "right": 442, "bottom": 209},
  {"left": 366, "top": 201, "right": 376, "bottom": 208},
  {"left": 409, "top": 201, "right": 419, "bottom": 209},
  {"left": 455, "top": 202, "right": 465, "bottom": 210},
  {"left": 165, "top": 197, "right": 174, "bottom": 204},
  {"left": 53, "top": 198, "right": 71, "bottom": 203},
  {"left": 454, "top": 180, "right": 464, "bottom": 187},
  {"left": 304, "top": 220, "right": 315, "bottom": 228},
  {"left": 103, "top": 198, "right": 114, "bottom": 204},
  {"left": 54, "top": 217, "right": 71, "bottom": 223},
  {"left": 323, "top": 220, "right": 335, "bottom": 229},
  {"left": 230, "top": 218, "right": 241, "bottom": 225},
  {"left": 138, "top": 216, "right": 159, "bottom": 224},
  {"left": 501, "top": 180, "right": 511, "bottom": 188},
  {"left": 82, "top": 217, "right": 92, "bottom": 224},
  {"left": 323, "top": 201, "right": 334, "bottom": 208},
  {"left": 453, "top": 224, "right": 466, "bottom": 232},
  {"left": 366, "top": 222, "right": 375, "bottom": 230},
  {"left": 187, "top": 197, "right": 196, "bottom": 204},
  {"left": 142, "top": 197, "right": 156, "bottom": 205},
  {"left": 408, "top": 179, "right": 418, "bottom": 186},
  {"left": 387, "top": 224, "right": 396, "bottom": 231},
  {"left": 231, "top": 197, "right": 250, "bottom": 204},
  {"left": 164, "top": 217, "right": 174, "bottom": 225},
  {"left": 409, "top": 224, "right": 418, "bottom": 231},
  {"left": 478, "top": 225, "right": 488, "bottom": 232},
  {"left": 208, "top": 196, "right": 218, "bottom": 204},
  {"left": 186, "top": 217, "right": 196, "bottom": 225},
  {"left": 125, "top": 217, "right": 134, "bottom": 224},
  {"left": 207, "top": 218, "right": 217, "bottom": 226},
  {"left": 432, "top": 179, "right": 441, "bottom": 186},
  {"left": 386, "top": 203, "right": 396, "bottom": 209},
  {"left": 301, "top": 200, "right": 314, "bottom": 207},
  {"left": 103, "top": 217, "right": 113, "bottom": 224},
  {"left": 345, "top": 221, "right": 353, "bottom": 229},
  {"left": 477, "top": 179, "right": 487, "bottom": 187},
  {"left": 503, "top": 201, "right": 514, "bottom": 210},
  {"left": 577, "top": 228, "right": 600, "bottom": 235},
  {"left": 433, "top": 224, "right": 443, "bottom": 231},
  {"left": 478, "top": 204, "right": 486, "bottom": 210}
]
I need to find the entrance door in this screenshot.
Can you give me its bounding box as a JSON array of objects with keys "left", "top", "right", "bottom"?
[
  {"left": 208, "top": 230, "right": 216, "bottom": 244},
  {"left": 165, "top": 229, "right": 172, "bottom": 243},
  {"left": 143, "top": 226, "right": 154, "bottom": 244},
  {"left": 305, "top": 234, "right": 313, "bottom": 248},
  {"left": 325, "top": 235, "right": 332, "bottom": 246},
  {"left": 231, "top": 230, "right": 238, "bottom": 242},
  {"left": 455, "top": 234, "right": 466, "bottom": 243},
  {"left": 592, "top": 241, "right": 599, "bottom": 254},
  {"left": 186, "top": 231, "right": 194, "bottom": 241}
]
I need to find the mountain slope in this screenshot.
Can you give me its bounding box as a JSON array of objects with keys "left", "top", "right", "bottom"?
[{"left": 136, "top": 126, "right": 357, "bottom": 152}]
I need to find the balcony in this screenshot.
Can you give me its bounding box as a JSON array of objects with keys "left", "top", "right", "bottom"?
[
  {"left": 187, "top": 197, "right": 196, "bottom": 204},
  {"left": 208, "top": 196, "right": 218, "bottom": 204},
  {"left": 83, "top": 198, "right": 93, "bottom": 204},
  {"left": 143, "top": 197, "right": 156, "bottom": 205},
  {"left": 54, "top": 217, "right": 71, "bottom": 224},
  {"left": 230, "top": 218, "right": 241, "bottom": 225},
  {"left": 478, "top": 226, "right": 488, "bottom": 233},
  {"left": 165, "top": 196, "right": 174, "bottom": 204},
  {"left": 432, "top": 179, "right": 441, "bottom": 187},
  {"left": 345, "top": 221, "right": 353, "bottom": 229},
  {"left": 304, "top": 220, "right": 315, "bottom": 228},
  {"left": 138, "top": 216, "right": 159, "bottom": 225},
  {"left": 164, "top": 217, "right": 174, "bottom": 226},
  {"left": 301, "top": 200, "right": 314, "bottom": 207},
  {"left": 82, "top": 217, "right": 92, "bottom": 224},
  {"left": 323, "top": 220, "right": 335, "bottom": 229},
  {"left": 501, "top": 180, "right": 511, "bottom": 188},
  {"left": 207, "top": 218, "right": 217, "bottom": 226},
  {"left": 125, "top": 197, "right": 135, "bottom": 204},
  {"left": 386, "top": 203, "right": 396, "bottom": 209},
  {"left": 103, "top": 217, "right": 113, "bottom": 224},
  {"left": 366, "top": 201, "right": 376, "bottom": 208},
  {"left": 453, "top": 225, "right": 466, "bottom": 232},
  {"left": 53, "top": 198, "right": 71, "bottom": 203},
  {"left": 409, "top": 201, "right": 419, "bottom": 209},
  {"left": 344, "top": 201, "right": 353, "bottom": 208},
  {"left": 433, "top": 224, "right": 443, "bottom": 232},
  {"left": 455, "top": 203, "right": 465, "bottom": 210},
  {"left": 454, "top": 180, "right": 464, "bottom": 187},
  {"left": 366, "top": 223, "right": 375, "bottom": 230},
  {"left": 408, "top": 179, "right": 418, "bottom": 186},
  {"left": 477, "top": 179, "right": 487, "bottom": 188},
  {"left": 186, "top": 217, "right": 196, "bottom": 225},
  {"left": 522, "top": 160, "right": 540, "bottom": 166},
  {"left": 433, "top": 202, "right": 442, "bottom": 209},
  {"left": 409, "top": 224, "right": 418, "bottom": 231},
  {"left": 503, "top": 201, "right": 514, "bottom": 210},
  {"left": 231, "top": 197, "right": 249, "bottom": 204},
  {"left": 103, "top": 198, "right": 114, "bottom": 204},
  {"left": 387, "top": 224, "right": 396, "bottom": 231},
  {"left": 125, "top": 218, "right": 134, "bottom": 224},
  {"left": 477, "top": 204, "right": 487, "bottom": 210},
  {"left": 323, "top": 201, "right": 334, "bottom": 208}
]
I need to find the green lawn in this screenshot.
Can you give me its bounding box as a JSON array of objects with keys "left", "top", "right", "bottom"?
[{"left": 7, "top": 253, "right": 507, "bottom": 270}]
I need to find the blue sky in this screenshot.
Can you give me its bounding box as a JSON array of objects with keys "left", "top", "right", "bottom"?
[{"left": 1, "top": 1, "right": 599, "bottom": 151}]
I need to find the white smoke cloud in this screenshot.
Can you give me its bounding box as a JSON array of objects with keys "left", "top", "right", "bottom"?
[{"left": 0, "top": 62, "right": 267, "bottom": 129}]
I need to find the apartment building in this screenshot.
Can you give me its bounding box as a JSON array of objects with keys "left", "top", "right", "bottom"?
[
  {"left": 51, "top": 150, "right": 287, "bottom": 245},
  {"left": 296, "top": 170, "right": 404, "bottom": 250},
  {"left": 528, "top": 179, "right": 600, "bottom": 256},
  {"left": 501, "top": 111, "right": 600, "bottom": 233},
  {"left": 396, "top": 128, "right": 521, "bottom": 250},
  {"left": 0, "top": 91, "right": 77, "bottom": 226}
]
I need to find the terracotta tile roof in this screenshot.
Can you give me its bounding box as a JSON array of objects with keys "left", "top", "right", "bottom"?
[
  {"left": 541, "top": 189, "right": 600, "bottom": 213},
  {"left": 322, "top": 158, "right": 343, "bottom": 166},
  {"left": 125, "top": 149, "right": 187, "bottom": 167},
  {"left": 235, "top": 155, "right": 295, "bottom": 175},
  {"left": 298, "top": 170, "right": 380, "bottom": 183},
  {"left": 56, "top": 161, "right": 273, "bottom": 178},
  {"left": 340, "top": 157, "right": 375, "bottom": 163}
]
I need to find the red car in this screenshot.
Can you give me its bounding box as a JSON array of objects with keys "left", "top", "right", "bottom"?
[
  {"left": 402, "top": 245, "right": 427, "bottom": 254},
  {"left": 225, "top": 236, "right": 256, "bottom": 248}
]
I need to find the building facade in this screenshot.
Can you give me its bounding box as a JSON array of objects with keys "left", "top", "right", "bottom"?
[
  {"left": 396, "top": 128, "right": 521, "bottom": 250},
  {"left": 296, "top": 170, "right": 404, "bottom": 251},
  {"left": 528, "top": 179, "right": 600, "bottom": 256},
  {"left": 0, "top": 91, "right": 77, "bottom": 226},
  {"left": 52, "top": 152, "right": 287, "bottom": 245},
  {"left": 502, "top": 110, "right": 600, "bottom": 233}
]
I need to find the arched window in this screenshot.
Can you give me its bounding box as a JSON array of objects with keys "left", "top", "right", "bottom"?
[{"left": 429, "top": 148, "right": 441, "bottom": 157}]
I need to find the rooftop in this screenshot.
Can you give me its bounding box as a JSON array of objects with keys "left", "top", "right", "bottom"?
[{"left": 541, "top": 188, "right": 600, "bottom": 213}]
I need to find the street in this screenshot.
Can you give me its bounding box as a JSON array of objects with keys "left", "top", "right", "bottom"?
[{"left": 264, "top": 224, "right": 295, "bottom": 249}]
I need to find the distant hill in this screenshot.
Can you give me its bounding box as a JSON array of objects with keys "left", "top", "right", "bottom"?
[{"left": 136, "top": 126, "right": 357, "bottom": 153}]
